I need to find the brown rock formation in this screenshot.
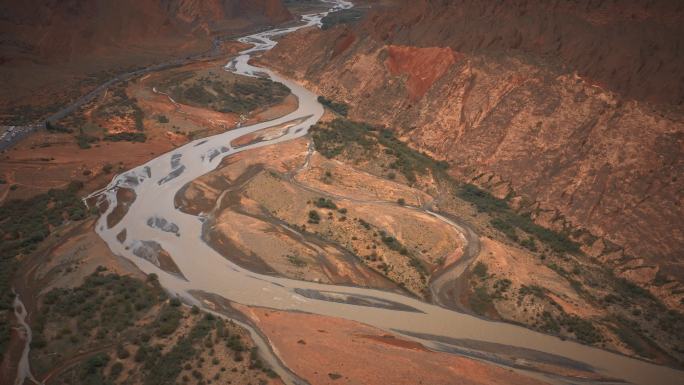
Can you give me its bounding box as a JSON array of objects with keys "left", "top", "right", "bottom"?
[
  {"left": 261, "top": 1, "right": 684, "bottom": 286},
  {"left": 368, "top": 0, "right": 684, "bottom": 107}
]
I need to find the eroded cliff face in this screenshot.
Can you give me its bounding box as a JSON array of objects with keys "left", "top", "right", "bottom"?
[
  {"left": 367, "top": 0, "right": 684, "bottom": 107},
  {"left": 261, "top": 1, "right": 684, "bottom": 291}
]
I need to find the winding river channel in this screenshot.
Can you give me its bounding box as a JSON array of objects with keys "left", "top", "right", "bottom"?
[{"left": 87, "top": 1, "right": 684, "bottom": 384}]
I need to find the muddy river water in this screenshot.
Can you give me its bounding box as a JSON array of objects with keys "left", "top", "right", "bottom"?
[{"left": 88, "top": 1, "right": 683, "bottom": 384}]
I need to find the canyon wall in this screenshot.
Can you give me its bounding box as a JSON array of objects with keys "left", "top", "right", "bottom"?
[
  {"left": 367, "top": 0, "right": 684, "bottom": 107},
  {"left": 261, "top": 0, "right": 684, "bottom": 284}
]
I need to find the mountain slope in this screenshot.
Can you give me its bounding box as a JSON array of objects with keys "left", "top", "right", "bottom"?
[
  {"left": 261, "top": 0, "right": 684, "bottom": 297},
  {"left": 0, "top": 0, "right": 292, "bottom": 123}
]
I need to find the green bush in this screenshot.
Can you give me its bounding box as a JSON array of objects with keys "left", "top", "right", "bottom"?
[
  {"left": 0, "top": 181, "right": 88, "bottom": 357},
  {"left": 76, "top": 132, "right": 99, "bottom": 149},
  {"left": 317, "top": 96, "right": 349, "bottom": 116},
  {"left": 308, "top": 210, "right": 321, "bottom": 224},
  {"left": 472, "top": 262, "right": 488, "bottom": 279},
  {"left": 321, "top": 9, "right": 364, "bottom": 30},
  {"left": 286, "top": 255, "right": 307, "bottom": 267},
  {"left": 469, "top": 286, "right": 493, "bottom": 315},
  {"left": 490, "top": 218, "right": 517, "bottom": 241},
  {"left": 314, "top": 197, "right": 337, "bottom": 209},
  {"left": 104, "top": 132, "right": 146, "bottom": 142},
  {"left": 155, "top": 305, "right": 182, "bottom": 336},
  {"left": 46, "top": 120, "right": 74, "bottom": 133},
  {"left": 458, "top": 184, "right": 579, "bottom": 253}
]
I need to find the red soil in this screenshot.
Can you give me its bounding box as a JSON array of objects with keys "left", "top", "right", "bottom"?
[
  {"left": 385, "top": 45, "right": 459, "bottom": 100},
  {"left": 239, "top": 306, "right": 548, "bottom": 385}
]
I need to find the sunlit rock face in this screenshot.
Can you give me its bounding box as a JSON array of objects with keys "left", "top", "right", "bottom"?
[{"left": 261, "top": 0, "right": 684, "bottom": 287}]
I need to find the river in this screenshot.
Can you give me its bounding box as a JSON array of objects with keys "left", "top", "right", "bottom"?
[{"left": 89, "top": 1, "right": 684, "bottom": 384}]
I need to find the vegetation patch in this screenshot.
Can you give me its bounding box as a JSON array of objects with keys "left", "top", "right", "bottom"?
[
  {"left": 287, "top": 254, "right": 307, "bottom": 268},
  {"left": 157, "top": 71, "right": 289, "bottom": 115},
  {"left": 317, "top": 96, "right": 349, "bottom": 116},
  {"left": 104, "top": 132, "right": 147, "bottom": 142},
  {"left": 0, "top": 181, "right": 89, "bottom": 360},
  {"left": 458, "top": 184, "right": 579, "bottom": 253},
  {"left": 469, "top": 286, "right": 493, "bottom": 316},
  {"left": 310, "top": 118, "right": 447, "bottom": 184},
  {"left": 321, "top": 8, "right": 364, "bottom": 30},
  {"left": 33, "top": 270, "right": 279, "bottom": 384}
]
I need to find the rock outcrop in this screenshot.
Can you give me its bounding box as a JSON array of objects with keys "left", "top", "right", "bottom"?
[{"left": 261, "top": 0, "right": 684, "bottom": 287}]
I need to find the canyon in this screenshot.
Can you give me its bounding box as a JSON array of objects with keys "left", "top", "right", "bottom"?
[{"left": 0, "top": 1, "right": 682, "bottom": 385}]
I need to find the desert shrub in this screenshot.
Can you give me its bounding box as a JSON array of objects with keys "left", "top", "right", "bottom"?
[
  {"left": 80, "top": 352, "right": 110, "bottom": 382},
  {"left": 490, "top": 218, "right": 517, "bottom": 241},
  {"left": 519, "top": 236, "right": 537, "bottom": 251},
  {"left": 46, "top": 120, "right": 74, "bottom": 133},
  {"left": 519, "top": 285, "right": 545, "bottom": 299},
  {"left": 104, "top": 132, "right": 146, "bottom": 142},
  {"left": 472, "top": 262, "right": 488, "bottom": 279},
  {"left": 469, "top": 286, "right": 492, "bottom": 315},
  {"left": 317, "top": 96, "right": 349, "bottom": 116},
  {"left": 540, "top": 311, "right": 560, "bottom": 334},
  {"left": 162, "top": 75, "right": 288, "bottom": 114},
  {"left": 155, "top": 305, "right": 182, "bottom": 336},
  {"left": 612, "top": 318, "right": 654, "bottom": 358},
  {"left": 308, "top": 210, "right": 321, "bottom": 224},
  {"left": 286, "top": 255, "right": 307, "bottom": 267},
  {"left": 0, "top": 181, "right": 89, "bottom": 356},
  {"left": 321, "top": 9, "right": 364, "bottom": 30},
  {"left": 380, "top": 232, "right": 405, "bottom": 253},
  {"left": 458, "top": 184, "right": 509, "bottom": 213},
  {"left": 314, "top": 197, "right": 337, "bottom": 209},
  {"left": 493, "top": 279, "right": 512, "bottom": 294},
  {"left": 560, "top": 314, "right": 602, "bottom": 344},
  {"left": 76, "top": 132, "right": 99, "bottom": 149},
  {"left": 459, "top": 184, "right": 579, "bottom": 253}
]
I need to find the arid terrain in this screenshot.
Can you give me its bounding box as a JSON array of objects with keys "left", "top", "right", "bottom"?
[{"left": 1, "top": 1, "right": 683, "bottom": 385}]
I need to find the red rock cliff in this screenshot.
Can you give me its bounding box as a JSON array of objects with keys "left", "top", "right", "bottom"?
[{"left": 262, "top": 0, "right": 684, "bottom": 287}]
